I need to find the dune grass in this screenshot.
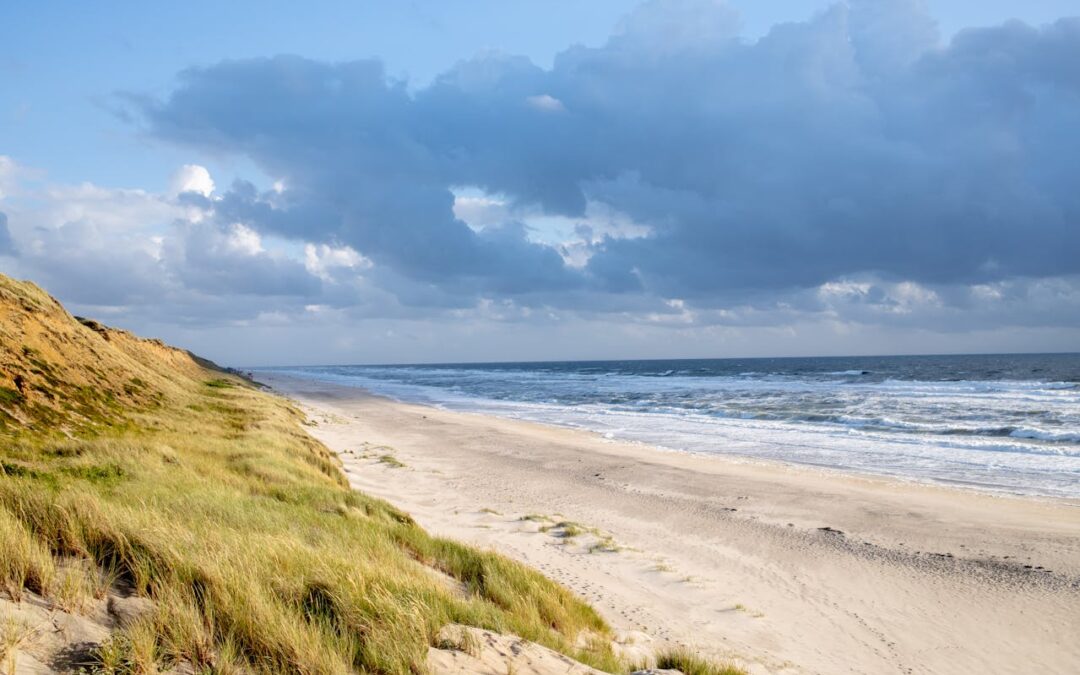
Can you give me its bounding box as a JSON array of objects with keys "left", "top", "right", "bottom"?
[
  {"left": 377, "top": 454, "right": 406, "bottom": 469},
  {"left": 649, "top": 648, "right": 746, "bottom": 675},
  {"left": 0, "top": 376, "right": 623, "bottom": 673},
  {"left": 1, "top": 616, "right": 35, "bottom": 673}
]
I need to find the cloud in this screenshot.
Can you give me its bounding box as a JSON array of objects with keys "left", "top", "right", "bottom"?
[
  {"left": 169, "top": 163, "right": 215, "bottom": 197},
  {"left": 163, "top": 220, "right": 322, "bottom": 297},
  {"left": 0, "top": 161, "right": 331, "bottom": 319},
  {"left": 139, "top": 1, "right": 1080, "bottom": 315},
  {"left": 304, "top": 242, "right": 371, "bottom": 282},
  {"left": 0, "top": 212, "right": 15, "bottom": 256},
  {"left": 0, "top": 157, "right": 17, "bottom": 200},
  {"left": 525, "top": 94, "right": 566, "bottom": 113},
  {"left": 0, "top": 155, "right": 44, "bottom": 201},
  {"left": 142, "top": 57, "right": 583, "bottom": 302}
]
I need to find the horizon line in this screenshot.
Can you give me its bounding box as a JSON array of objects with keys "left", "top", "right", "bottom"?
[{"left": 242, "top": 350, "right": 1080, "bottom": 371}]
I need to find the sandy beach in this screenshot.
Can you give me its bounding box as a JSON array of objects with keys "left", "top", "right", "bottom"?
[{"left": 262, "top": 373, "right": 1080, "bottom": 675}]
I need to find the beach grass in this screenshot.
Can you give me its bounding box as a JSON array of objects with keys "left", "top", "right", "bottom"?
[
  {"left": 641, "top": 648, "right": 745, "bottom": 675},
  {"left": 377, "top": 453, "right": 406, "bottom": 469},
  {"left": 0, "top": 375, "right": 624, "bottom": 673}
]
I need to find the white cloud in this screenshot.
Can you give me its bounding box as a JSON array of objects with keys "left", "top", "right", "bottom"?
[
  {"left": 303, "top": 243, "right": 371, "bottom": 281},
  {"left": 525, "top": 94, "right": 566, "bottom": 113},
  {"left": 888, "top": 281, "right": 941, "bottom": 314},
  {"left": 0, "top": 156, "right": 18, "bottom": 201},
  {"left": 169, "top": 164, "right": 215, "bottom": 197},
  {"left": 0, "top": 156, "right": 47, "bottom": 202},
  {"left": 225, "top": 223, "right": 264, "bottom": 255},
  {"left": 37, "top": 183, "right": 179, "bottom": 234},
  {"left": 818, "top": 280, "right": 872, "bottom": 301},
  {"left": 0, "top": 161, "right": 327, "bottom": 315}
]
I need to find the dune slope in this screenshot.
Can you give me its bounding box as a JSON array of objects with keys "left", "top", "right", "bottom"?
[{"left": 0, "top": 274, "right": 630, "bottom": 674}]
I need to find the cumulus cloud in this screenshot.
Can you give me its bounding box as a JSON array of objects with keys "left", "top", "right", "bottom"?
[
  {"left": 0, "top": 160, "right": 332, "bottom": 320},
  {"left": 169, "top": 163, "right": 215, "bottom": 197}
]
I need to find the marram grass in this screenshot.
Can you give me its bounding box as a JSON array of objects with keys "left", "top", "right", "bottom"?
[{"left": 0, "top": 377, "right": 622, "bottom": 673}]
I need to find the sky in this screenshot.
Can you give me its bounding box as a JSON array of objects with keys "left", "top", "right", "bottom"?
[{"left": 1, "top": 0, "right": 1079, "bottom": 366}]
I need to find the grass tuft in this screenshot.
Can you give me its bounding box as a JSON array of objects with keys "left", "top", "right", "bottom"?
[
  {"left": 588, "top": 535, "right": 621, "bottom": 554},
  {"left": 1, "top": 617, "right": 35, "bottom": 673},
  {"left": 0, "top": 507, "right": 56, "bottom": 600},
  {"left": 540, "top": 521, "right": 586, "bottom": 538},
  {"left": 643, "top": 647, "right": 746, "bottom": 675},
  {"left": 377, "top": 454, "right": 406, "bottom": 469}
]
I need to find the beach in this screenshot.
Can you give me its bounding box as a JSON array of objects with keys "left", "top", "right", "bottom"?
[{"left": 263, "top": 372, "right": 1080, "bottom": 675}]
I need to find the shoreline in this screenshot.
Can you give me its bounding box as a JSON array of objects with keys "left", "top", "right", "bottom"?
[
  {"left": 255, "top": 369, "right": 1080, "bottom": 502},
  {"left": 359, "top": 391, "right": 1080, "bottom": 504},
  {"left": 262, "top": 372, "right": 1080, "bottom": 675},
  {"left": 386, "top": 395, "right": 1080, "bottom": 504}
]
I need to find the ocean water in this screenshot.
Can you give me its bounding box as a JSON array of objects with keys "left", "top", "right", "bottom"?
[{"left": 263, "top": 354, "right": 1080, "bottom": 498}]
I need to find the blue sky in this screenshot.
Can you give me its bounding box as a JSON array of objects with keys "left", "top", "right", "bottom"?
[{"left": 1, "top": 1, "right": 1079, "bottom": 364}]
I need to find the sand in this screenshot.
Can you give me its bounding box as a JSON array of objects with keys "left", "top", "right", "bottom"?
[{"left": 261, "top": 373, "right": 1080, "bottom": 675}]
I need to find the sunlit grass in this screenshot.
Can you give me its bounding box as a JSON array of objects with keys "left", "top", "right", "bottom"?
[
  {"left": 632, "top": 647, "right": 746, "bottom": 675},
  {"left": 0, "top": 377, "right": 621, "bottom": 673}
]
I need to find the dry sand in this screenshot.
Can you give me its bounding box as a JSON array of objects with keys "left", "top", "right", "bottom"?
[{"left": 262, "top": 373, "right": 1080, "bottom": 675}]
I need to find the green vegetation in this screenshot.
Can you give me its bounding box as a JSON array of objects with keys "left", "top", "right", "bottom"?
[
  {"left": 0, "top": 387, "right": 22, "bottom": 406},
  {"left": 0, "top": 377, "right": 623, "bottom": 673},
  {"left": 588, "top": 535, "right": 621, "bottom": 554},
  {"left": 377, "top": 454, "right": 406, "bottom": 469},
  {"left": 640, "top": 648, "right": 745, "bottom": 675},
  {"left": 1, "top": 617, "right": 34, "bottom": 673},
  {"left": 539, "top": 521, "right": 586, "bottom": 539},
  {"left": 0, "top": 275, "right": 626, "bottom": 674}
]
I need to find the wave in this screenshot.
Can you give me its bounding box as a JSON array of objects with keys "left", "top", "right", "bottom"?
[
  {"left": 263, "top": 358, "right": 1080, "bottom": 497},
  {"left": 1009, "top": 427, "right": 1080, "bottom": 443}
]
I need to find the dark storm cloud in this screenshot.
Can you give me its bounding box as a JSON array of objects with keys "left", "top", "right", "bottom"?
[
  {"left": 143, "top": 0, "right": 1080, "bottom": 306},
  {"left": 149, "top": 58, "right": 581, "bottom": 300}
]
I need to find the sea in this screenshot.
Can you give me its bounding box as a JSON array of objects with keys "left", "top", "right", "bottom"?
[{"left": 262, "top": 353, "right": 1080, "bottom": 498}]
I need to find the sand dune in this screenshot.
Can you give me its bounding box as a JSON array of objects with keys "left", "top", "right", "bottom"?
[{"left": 263, "top": 373, "right": 1080, "bottom": 675}]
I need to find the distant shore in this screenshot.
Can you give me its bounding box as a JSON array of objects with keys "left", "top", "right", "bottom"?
[{"left": 262, "top": 372, "right": 1080, "bottom": 675}]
